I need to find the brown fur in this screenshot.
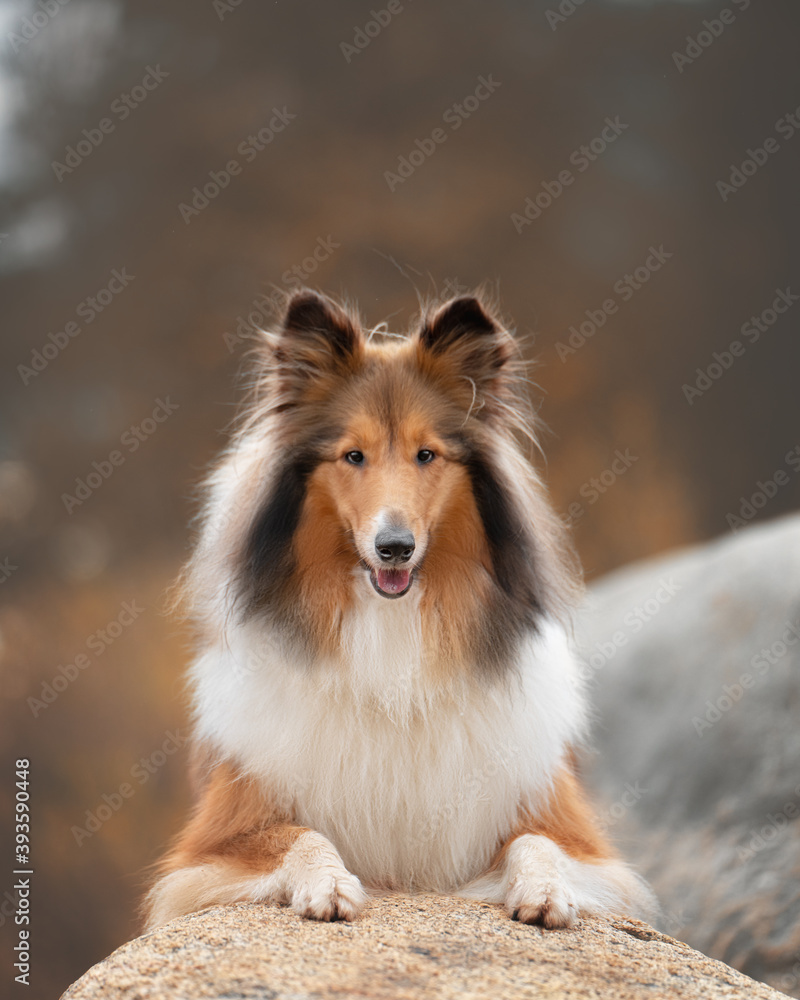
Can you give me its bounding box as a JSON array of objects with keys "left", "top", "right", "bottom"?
[
  {"left": 236, "top": 292, "right": 580, "bottom": 669},
  {"left": 173, "top": 290, "right": 581, "bottom": 664},
  {"left": 155, "top": 757, "right": 614, "bottom": 918},
  {"left": 295, "top": 396, "right": 497, "bottom": 666},
  {"left": 157, "top": 759, "right": 303, "bottom": 876},
  {"left": 144, "top": 292, "right": 620, "bottom": 931},
  {"left": 490, "top": 763, "right": 613, "bottom": 871}
]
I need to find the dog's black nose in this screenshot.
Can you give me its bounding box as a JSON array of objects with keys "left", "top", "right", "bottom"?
[{"left": 375, "top": 529, "right": 415, "bottom": 564}]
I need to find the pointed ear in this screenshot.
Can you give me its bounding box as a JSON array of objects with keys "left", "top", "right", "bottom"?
[
  {"left": 416, "top": 296, "right": 515, "bottom": 408},
  {"left": 274, "top": 290, "right": 363, "bottom": 404}
]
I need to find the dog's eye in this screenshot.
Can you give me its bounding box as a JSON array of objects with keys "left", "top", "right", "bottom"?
[
  {"left": 345, "top": 450, "right": 364, "bottom": 465},
  {"left": 416, "top": 449, "right": 435, "bottom": 465}
]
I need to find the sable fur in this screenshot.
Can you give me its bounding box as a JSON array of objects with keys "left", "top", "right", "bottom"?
[{"left": 144, "top": 290, "right": 656, "bottom": 930}]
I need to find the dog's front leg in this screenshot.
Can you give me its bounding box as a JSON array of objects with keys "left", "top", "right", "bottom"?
[{"left": 144, "top": 762, "right": 366, "bottom": 928}]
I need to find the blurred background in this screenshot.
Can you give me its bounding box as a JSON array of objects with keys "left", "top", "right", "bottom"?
[{"left": 0, "top": 0, "right": 798, "bottom": 996}]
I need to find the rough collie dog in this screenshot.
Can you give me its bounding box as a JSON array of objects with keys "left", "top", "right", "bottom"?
[{"left": 144, "top": 290, "right": 655, "bottom": 930}]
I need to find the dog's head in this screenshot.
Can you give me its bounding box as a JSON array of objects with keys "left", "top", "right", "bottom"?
[{"left": 199, "top": 290, "right": 579, "bottom": 665}]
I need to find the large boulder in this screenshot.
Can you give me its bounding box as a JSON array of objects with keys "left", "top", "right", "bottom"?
[
  {"left": 62, "top": 516, "right": 800, "bottom": 999},
  {"left": 62, "top": 894, "right": 788, "bottom": 999},
  {"left": 579, "top": 514, "right": 800, "bottom": 997}
]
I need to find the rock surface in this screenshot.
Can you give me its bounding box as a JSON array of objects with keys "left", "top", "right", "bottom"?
[
  {"left": 63, "top": 516, "right": 800, "bottom": 999},
  {"left": 62, "top": 894, "right": 789, "bottom": 1000},
  {"left": 579, "top": 514, "right": 800, "bottom": 997}
]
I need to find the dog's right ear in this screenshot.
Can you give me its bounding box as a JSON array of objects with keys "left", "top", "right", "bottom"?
[{"left": 273, "top": 290, "right": 363, "bottom": 405}]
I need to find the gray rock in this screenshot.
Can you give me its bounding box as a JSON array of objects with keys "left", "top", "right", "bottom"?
[
  {"left": 61, "top": 895, "right": 789, "bottom": 999},
  {"left": 579, "top": 514, "right": 800, "bottom": 997}
]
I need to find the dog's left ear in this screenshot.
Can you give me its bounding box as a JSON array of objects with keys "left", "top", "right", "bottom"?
[{"left": 416, "top": 296, "right": 515, "bottom": 405}]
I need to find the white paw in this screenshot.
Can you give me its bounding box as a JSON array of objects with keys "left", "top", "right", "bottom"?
[
  {"left": 289, "top": 867, "right": 366, "bottom": 921},
  {"left": 281, "top": 831, "right": 367, "bottom": 922},
  {"left": 506, "top": 871, "right": 578, "bottom": 928},
  {"left": 461, "top": 833, "right": 656, "bottom": 927},
  {"left": 503, "top": 834, "right": 579, "bottom": 929}
]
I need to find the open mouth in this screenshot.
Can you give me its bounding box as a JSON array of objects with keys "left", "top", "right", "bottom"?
[{"left": 368, "top": 566, "right": 414, "bottom": 599}]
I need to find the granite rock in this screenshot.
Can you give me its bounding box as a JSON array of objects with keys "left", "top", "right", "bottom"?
[{"left": 62, "top": 894, "right": 790, "bottom": 1000}]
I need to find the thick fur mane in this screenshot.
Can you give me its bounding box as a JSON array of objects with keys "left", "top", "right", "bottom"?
[
  {"left": 143, "top": 290, "right": 657, "bottom": 931},
  {"left": 175, "top": 290, "right": 581, "bottom": 676}
]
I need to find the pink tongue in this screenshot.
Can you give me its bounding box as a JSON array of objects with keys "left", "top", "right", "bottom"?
[{"left": 377, "top": 568, "right": 411, "bottom": 594}]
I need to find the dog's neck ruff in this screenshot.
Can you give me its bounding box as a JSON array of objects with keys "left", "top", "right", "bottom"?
[{"left": 190, "top": 607, "right": 586, "bottom": 892}]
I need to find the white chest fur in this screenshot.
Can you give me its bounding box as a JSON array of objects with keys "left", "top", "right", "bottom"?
[{"left": 190, "top": 600, "right": 586, "bottom": 891}]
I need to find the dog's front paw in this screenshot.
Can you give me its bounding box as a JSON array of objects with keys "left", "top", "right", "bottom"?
[
  {"left": 282, "top": 831, "right": 367, "bottom": 921},
  {"left": 506, "top": 872, "right": 578, "bottom": 928},
  {"left": 503, "top": 834, "right": 578, "bottom": 929},
  {"left": 289, "top": 866, "right": 366, "bottom": 921}
]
